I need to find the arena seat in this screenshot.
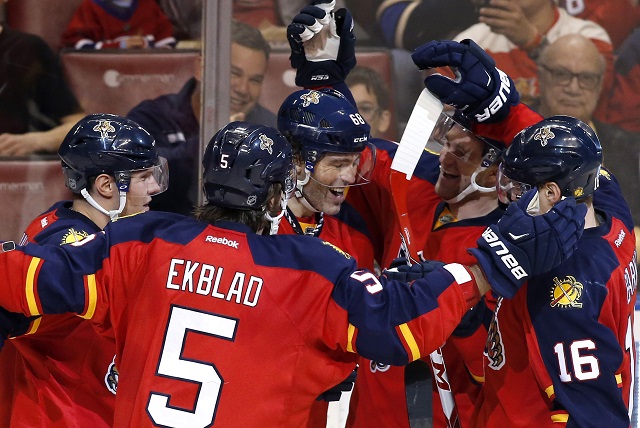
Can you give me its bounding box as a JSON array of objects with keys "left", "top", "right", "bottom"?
[
  {"left": 0, "top": 157, "right": 73, "bottom": 242},
  {"left": 6, "top": 0, "right": 82, "bottom": 51},
  {"left": 259, "top": 48, "right": 398, "bottom": 141},
  {"left": 61, "top": 50, "right": 199, "bottom": 116}
]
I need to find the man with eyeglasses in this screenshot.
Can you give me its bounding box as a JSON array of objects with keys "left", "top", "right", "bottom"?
[{"left": 535, "top": 34, "right": 640, "bottom": 264}]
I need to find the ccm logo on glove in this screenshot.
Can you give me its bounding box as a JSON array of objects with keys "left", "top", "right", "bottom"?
[
  {"left": 474, "top": 68, "right": 512, "bottom": 123},
  {"left": 480, "top": 227, "right": 528, "bottom": 280}
]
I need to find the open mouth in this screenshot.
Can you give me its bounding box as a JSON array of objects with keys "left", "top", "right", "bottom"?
[
  {"left": 441, "top": 169, "right": 459, "bottom": 180},
  {"left": 328, "top": 187, "right": 346, "bottom": 198}
]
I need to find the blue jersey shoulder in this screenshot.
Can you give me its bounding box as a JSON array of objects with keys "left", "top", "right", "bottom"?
[{"left": 248, "top": 232, "right": 358, "bottom": 283}]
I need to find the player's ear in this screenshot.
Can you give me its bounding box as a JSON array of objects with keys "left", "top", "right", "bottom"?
[
  {"left": 94, "top": 174, "right": 116, "bottom": 199},
  {"left": 543, "top": 182, "right": 562, "bottom": 205}
]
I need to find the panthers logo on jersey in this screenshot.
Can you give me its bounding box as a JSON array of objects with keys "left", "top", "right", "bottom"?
[
  {"left": 485, "top": 298, "right": 506, "bottom": 370},
  {"left": 104, "top": 355, "right": 118, "bottom": 395},
  {"left": 321, "top": 241, "right": 352, "bottom": 259},
  {"left": 60, "top": 228, "right": 89, "bottom": 245},
  {"left": 369, "top": 360, "right": 391, "bottom": 373},
  {"left": 550, "top": 276, "right": 584, "bottom": 308}
]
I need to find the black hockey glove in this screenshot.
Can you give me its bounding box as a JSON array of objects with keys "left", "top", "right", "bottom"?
[
  {"left": 0, "top": 307, "right": 39, "bottom": 350},
  {"left": 469, "top": 189, "right": 586, "bottom": 298},
  {"left": 411, "top": 39, "right": 519, "bottom": 123},
  {"left": 287, "top": 0, "right": 356, "bottom": 87},
  {"left": 316, "top": 369, "right": 357, "bottom": 402},
  {"left": 382, "top": 257, "right": 446, "bottom": 283}
]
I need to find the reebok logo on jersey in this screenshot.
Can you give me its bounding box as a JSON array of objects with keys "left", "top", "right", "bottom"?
[
  {"left": 205, "top": 235, "right": 239, "bottom": 249},
  {"left": 481, "top": 227, "right": 528, "bottom": 280}
]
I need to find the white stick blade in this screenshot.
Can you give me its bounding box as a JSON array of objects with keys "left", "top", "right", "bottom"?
[{"left": 391, "top": 89, "right": 444, "bottom": 179}]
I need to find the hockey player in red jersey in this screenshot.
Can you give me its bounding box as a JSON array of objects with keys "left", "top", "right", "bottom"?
[
  {"left": 0, "top": 113, "right": 168, "bottom": 427},
  {"left": 473, "top": 116, "right": 637, "bottom": 427},
  {"left": 413, "top": 39, "right": 636, "bottom": 426},
  {"left": 0, "top": 120, "right": 586, "bottom": 427},
  {"left": 348, "top": 113, "right": 506, "bottom": 428}
]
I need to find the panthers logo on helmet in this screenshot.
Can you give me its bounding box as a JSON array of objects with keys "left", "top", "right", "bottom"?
[
  {"left": 550, "top": 276, "right": 583, "bottom": 308},
  {"left": 322, "top": 241, "right": 352, "bottom": 259},
  {"left": 60, "top": 228, "right": 89, "bottom": 245},
  {"left": 533, "top": 126, "right": 555, "bottom": 146},
  {"left": 93, "top": 120, "right": 116, "bottom": 139},
  {"left": 259, "top": 133, "right": 273, "bottom": 154},
  {"left": 300, "top": 91, "right": 321, "bottom": 107},
  {"left": 104, "top": 355, "right": 118, "bottom": 395},
  {"left": 485, "top": 298, "right": 506, "bottom": 370}
]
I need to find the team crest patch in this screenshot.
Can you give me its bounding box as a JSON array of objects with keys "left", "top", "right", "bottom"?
[
  {"left": 93, "top": 120, "right": 116, "bottom": 139},
  {"left": 259, "top": 133, "right": 273, "bottom": 154},
  {"left": 321, "top": 241, "right": 352, "bottom": 259},
  {"left": 61, "top": 228, "right": 89, "bottom": 245},
  {"left": 533, "top": 126, "right": 555, "bottom": 146},
  {"left": 550, "top": 276, "right": 584, "bottom": 308},
  {"left": 573, "top": 187, "right": 584, "bottom": 198},
  {"left": 246, "top": 195, "right": 257, "bottom": 206},
  {"left": 104, "top": 355, "right": 118, "bottom": 395},
  {"left": 300, "top": 91, "right": 321, "bottom": 107}
]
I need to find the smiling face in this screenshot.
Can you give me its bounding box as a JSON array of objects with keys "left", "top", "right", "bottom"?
[
  {"left": 299, "top": 152, "right": 361, "bottom": 215},
  {"left": 434, "top": 124, "right": 488, "bottom": 201},
  {"left": 229, "top": 43, "right": 268, "bottom": 117},
  {"left": 537, "top": 34, "right": 605, "bottom": 122}
]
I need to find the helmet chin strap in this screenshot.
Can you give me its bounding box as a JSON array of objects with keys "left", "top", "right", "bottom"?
[
  {"left": 294, "top": 168, "right": 322, "bottom": 213},
  {"left": 264, "top": 193, "right": 289, "bottom": 235},
  {"left": 81, "top": 188, "right": 127, "bottom": 221},
  {"left": 444, "top": 168, "right": 495, "bottom": 204}
]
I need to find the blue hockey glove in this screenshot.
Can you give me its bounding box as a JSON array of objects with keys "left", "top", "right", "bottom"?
[
  {"left": 469, "top": 189, "right": 586, "bottom": 298},
  {"left": 411, "top": 39, "right": 519, "bottom": 123},
  {"left": 316, "top": 369, "right": 357, "bottom": 402},
  {"left": 452, "top": 298, "right": 490, "bottom": 337},
  {"left": 287, "top": 0, "right": 356, "bottom": 87},
  {"left": 382, "top": 258, "right": 446, "bottom": 283}
]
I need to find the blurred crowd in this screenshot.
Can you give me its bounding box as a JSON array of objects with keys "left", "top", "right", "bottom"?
[{"left": 0, "top": 0, "right": 638, "bottom": 224}]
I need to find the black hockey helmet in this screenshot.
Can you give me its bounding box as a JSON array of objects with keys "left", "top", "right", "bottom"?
[
  {"left": 202, "top": 121, "right": 295, "bottom": 210},
  {"left": 498, "top": 115, "right": 602, "bottom": 203},
  {"left": 58, "top": 113, "right": 166, "bottom": 194}
]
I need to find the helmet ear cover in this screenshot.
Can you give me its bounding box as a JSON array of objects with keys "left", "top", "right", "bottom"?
[
  {"left": 58, "top": 113, "right": 161, "bottom": 194},
  {"left": 501, "top": 115, "right": 602, "bottom": 201}
]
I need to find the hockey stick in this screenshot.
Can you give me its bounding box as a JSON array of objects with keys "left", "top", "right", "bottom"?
[{"left": 390, "top": 89, "right": 461, "bottom": 428}]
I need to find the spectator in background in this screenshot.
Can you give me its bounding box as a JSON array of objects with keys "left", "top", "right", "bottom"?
[
  {"left": 127, "top": 20, "right": 275, "bottom": 215},
  {"left": 346, "top": 0, "right": 479, "bottom": 50},
  {"left": 454, "top": 0, "right": 613, "bottom": 110},
  {"left": 61, "top": 0, "right": 176, "bottom": 49},
  {"left": 557, "top": 0, "right": 640, "bottom": 50},
  {"left": 233, "top": 0, "right": 307, "bottom": 44},
  {"left": 346, "top": 66, "right": 394, "bottom": 140},
  {"left": 156, "top": 0, "right": 202, "bottom": 41},
  {"left": 0, "top": 24, "right": 85, "bottom": 155},
  {"left": 535, "top": 33, "right": 640, "bottom": 245}
]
